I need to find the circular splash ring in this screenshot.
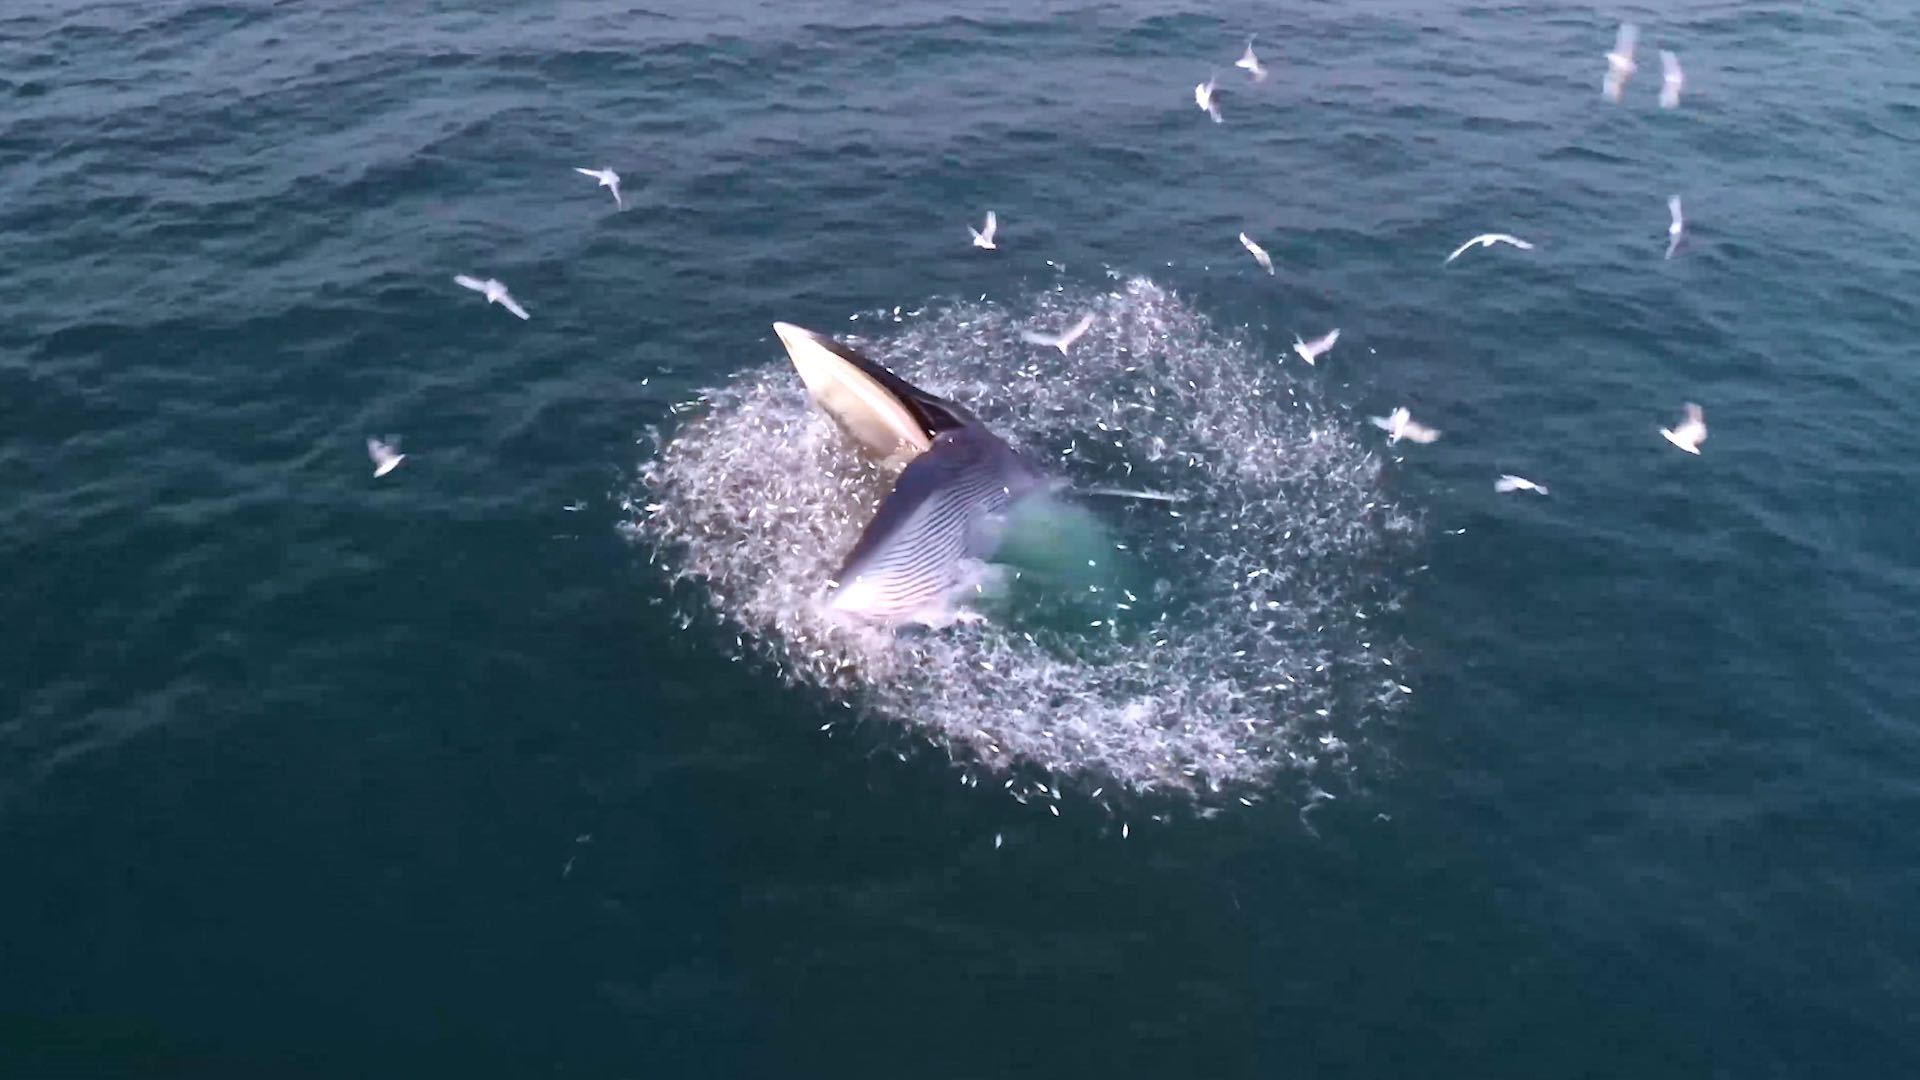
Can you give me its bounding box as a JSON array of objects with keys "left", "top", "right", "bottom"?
[{"left": 633, "top": 279, "right": 1417, "bottom": 806}]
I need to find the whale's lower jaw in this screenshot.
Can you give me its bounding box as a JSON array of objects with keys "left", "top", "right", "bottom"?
[
  {"left": 826, "top": 558, "right": 1000, "bottom": 629},
  {"left": 824, "top": 573, "right": 961, "bottom": 628}
]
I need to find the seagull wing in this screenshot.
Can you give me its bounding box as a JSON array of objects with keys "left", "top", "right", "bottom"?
[
  {"left": 1613, "top": 22, "right": 1638, "bottom": 61},
  {"left": 983, "top": 210, "right": 996, "bottom": 241},
  {"left": 1662, "top": 50, "right": 1682, "bottom": 86},
  {"left": 1196, "top": 77, "right": 1222, "bottom": 121},
  {"left": 1400, "top": 419, "right": 1442, "bottom": 444},
  {"left": 500, "top": 293, "right": 531, "bottom": 320},
  {"left": 1239, "top": 233, "right": 1274, "bottom": 272},
  {"left": 1237, "top": 41, "right": 1266, "bottom": 80},
  {"left": 574, "top": 167, "right": 601, "bottom": 180},
  {"left": 1444, "top": 236, "right": 1489, "bottom": 264},
  {"left": 454, "top": 275, "right": 487, "bottom": 293},
  {"left": 1309, "top": 328, "right": 1340, "bottom": 355},
  {"left": 610, "top": 180, "right": 623, "bottom": 208},
  {"left": 367, "top": 437, "right": 404, "bottom": 476},
  {"left": 1495, "top": 475, "right": 1523, "bottom": 493},
  {"left": 1680, "top": 402, "right": 1705, "bottom": 439},
  {"left": 1669, "top": 196, "right": 1684, "bottom": 229},
  {"left": 1661, "top": 404, "right": 1705, "bottom": 450},
  {"left": 1057, "top": 313, "right": 1095, "bottom": 350}
]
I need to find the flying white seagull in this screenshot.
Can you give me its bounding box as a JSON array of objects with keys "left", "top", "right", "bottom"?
[
  {"left": 1370, "top": 407, "right": 1441, "bottom": 445},
  {"left": 1239, "top": 232, "right": 1275, "bottom": 274},
  {"left": 1495, "top": 474, "right": 1549, "bottom": 495},
  {"left": 367, "top": 436, "right": 405, "bottom": 478},
  {"left": 1021, "top": 313, "right": 1095, "bottom": 355},
  {"left": 573, "top": 166, "right": 622, "bottom": 208},
  {"left": 1603, "top": 22, "right": 1638, "bottom": 102},
  {"left": 1236, "top": 39, "right": 1268, "bottom": 82},
  {"left": 454, "top": 275, "right": 530, "bottom": 320},
  {"left": 1195, "top": 76, "right": 1222, "bottom": 123},
  {"left": 1293, "top": 328, "right": 1340, "bottom": 366},
  {"left": 1659, "top": 50, "right": 1684, "bottom": 109},
  {"left": 970, "top": 210, "right": 997, "bottom": 250},
  {"left": 1660, "top": 402, "right": 1706, "bottom": 454},
  {"left": 1444, "top": 233, "right": 1535, "bottom": 265},
  {"left": 1666, "top": 196, "right": 1685, "bottom": 259}
]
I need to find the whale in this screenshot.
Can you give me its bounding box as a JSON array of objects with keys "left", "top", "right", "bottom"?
[{"left": 772, "top": 322, "right": 1051, "bottom": 625}]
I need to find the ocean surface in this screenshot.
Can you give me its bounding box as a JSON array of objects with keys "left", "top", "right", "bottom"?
[{"left": 3, "top": 0, "right": 1918, "bottom": 1076}]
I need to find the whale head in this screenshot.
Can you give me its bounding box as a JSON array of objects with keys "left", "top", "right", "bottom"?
[{"left": 772, "top": 322, "right": 1047, "bottom": 625}]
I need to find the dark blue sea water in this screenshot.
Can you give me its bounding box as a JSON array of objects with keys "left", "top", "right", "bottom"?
[{"left": 4, "top": 1, "right": 1919, "bottom": 1076}]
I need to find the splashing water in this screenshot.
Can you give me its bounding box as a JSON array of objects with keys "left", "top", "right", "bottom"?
[{"left": 630, "top": 279, "right": 1419, "bottom": 806}]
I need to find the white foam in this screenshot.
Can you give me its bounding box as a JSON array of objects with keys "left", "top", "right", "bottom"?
[{"left": 629, "top": 279, "right": 1418, "bottom": 807}]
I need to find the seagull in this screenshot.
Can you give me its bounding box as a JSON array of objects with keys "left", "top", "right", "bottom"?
[
  {"left": 572, "top": 166, "right": 622, "bottom": 209},
  {"left": 367, "top": 436, "right": 405, "bottom": 478},
  {"left": 1495, "top": 474, "right": 1549, "bottom": 495},
  {"left": 1660, "top": 402, "right": 1706, "bottom": 454},
  {"left": 1235, "top": 38, "right": 1268, "bottom": 82},
  {"left": 1603, "top": 22, "right": 1638, "bottom": 102},
  {"left": 1239, "top": 232, "right": 1274, "bottom": 274},
  {"left": 1659, "top": 50, "right": 1684, "bottom": 109},
  {"left": 969, "top": 210, "right": 997, "bottom": 250},
  {"left": 1444, "top": 233, "right": 1535, "bottom": 265},
  {"left": 1021, "top": 313, "right": 1095, "bottom": 355},
  {"left": 1369, "top": 407, "right": 1442, "bottom": 445},
  {"left": 1195, "top": 76, "right": 1222, "bottom": 123},
  {"left": 1293, "top": 328, "right": 1339, "bottom": 365},
  {"left": 454, "top": 275, "right": 530, "bottom": 320},
  {"left": 1666, "top": 195, "right": 1685, "bottom": 259}
]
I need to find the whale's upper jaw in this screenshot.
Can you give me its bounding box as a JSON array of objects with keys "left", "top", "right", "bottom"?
[{"left": 773, "top": 321, "right": 973, "bottom": 469}]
